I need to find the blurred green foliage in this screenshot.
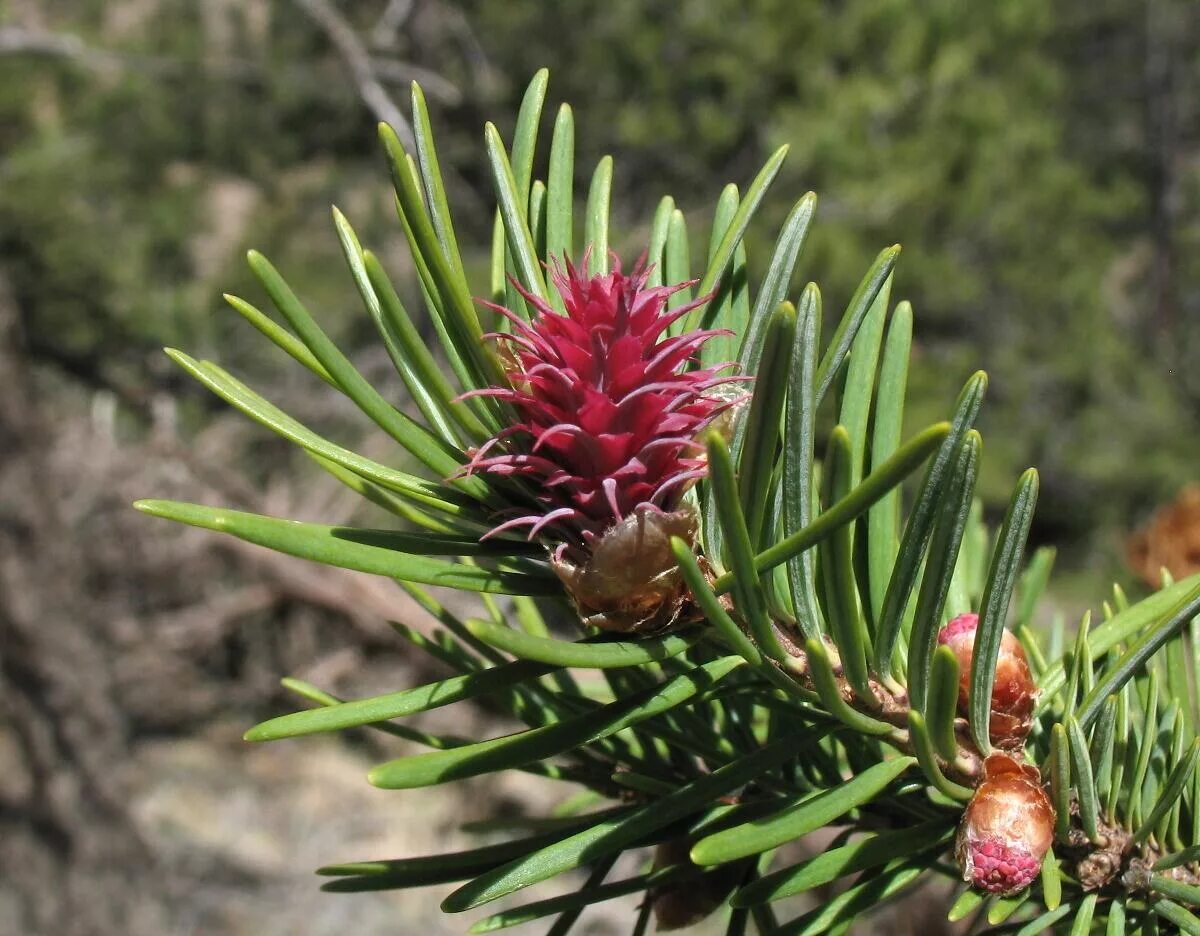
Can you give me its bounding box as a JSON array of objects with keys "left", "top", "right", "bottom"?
[{"left": 3, "top": 0, "right": 1198, "bottom": 582}]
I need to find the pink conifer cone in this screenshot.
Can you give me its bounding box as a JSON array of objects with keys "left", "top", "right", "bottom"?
[
  {"left": 461, "top": 254, "right": 745, "bottom": 632},
  {"left": 956, "top": 753, "right": 1055, "bottom": 896},
  {"left": 938, "top": 612, "right": 1037, "bottom": 748}
]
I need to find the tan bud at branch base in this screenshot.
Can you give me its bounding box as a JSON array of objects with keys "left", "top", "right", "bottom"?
[
  {"left": 552, "top": 506, "right": 699, "bottom": 634},
  {"left": 956, "top": 752, "right": 1055, "bottom": 896},
  {"left": 938, "top": 612, "right": 1037, "bottom": 748}
]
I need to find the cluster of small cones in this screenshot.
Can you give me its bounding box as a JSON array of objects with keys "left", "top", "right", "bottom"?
[
  {"left": 939, "top": 613, "right": 1054, "bottom": 896},
  {"left": 466, "top": 255, "right": 1072, "bottom": 902}
]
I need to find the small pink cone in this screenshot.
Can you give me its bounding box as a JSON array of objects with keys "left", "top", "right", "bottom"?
[{"left": 956, "top": 752, "right": 1055, "bottom": 896}]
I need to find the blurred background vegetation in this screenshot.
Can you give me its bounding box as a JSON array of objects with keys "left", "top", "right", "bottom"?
[{"left": 1, "top": 1, "right": 1197, "bottom": 933}]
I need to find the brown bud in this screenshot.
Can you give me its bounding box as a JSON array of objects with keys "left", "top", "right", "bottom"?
[
  {"left": 938, "top": 612, "right": 1037, "bottom": 748},
  {"left": 551, "top": 506, "right": 698, "bottom": 633},
  {"left": 956, "top": 752, "right": 1055, "bottom": 896},
  {"left": 649, "top": 838, "right": 749, "bottom": 931}
]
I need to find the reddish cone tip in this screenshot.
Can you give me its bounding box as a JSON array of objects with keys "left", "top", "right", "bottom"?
[
  {"left": 966, "top": 838, "right": 1041, "bottom": 894},
  {"left": 938, "top": 611, "right": 980, "bottom": 644},
  {"left": 461, "top": 253, "right": 745, "bottom": 552}
]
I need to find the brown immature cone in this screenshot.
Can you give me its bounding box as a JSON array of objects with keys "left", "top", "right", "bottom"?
[
  {"left": 649, "top": 838, "right": 751, "bottom": 930},
  {"left": 956, "top": 752, "right": 1055, "bottom": 896},
  {"left": 552, "top": 506, "right": 699, "bottom": 634},
  {"left": 938, "top": 612, "right": 1037, "bottom": 749}
]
